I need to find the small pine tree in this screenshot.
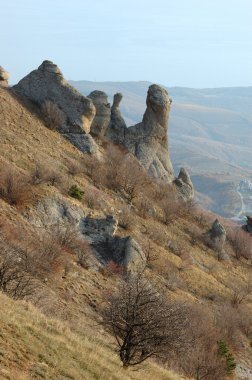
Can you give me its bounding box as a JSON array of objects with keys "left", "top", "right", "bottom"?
[
  {"left": 218, "top": 340, "right": 236, "bottom": 374},
  {"left": 69, "top": 185, "right": 84, "bottom": 201}
]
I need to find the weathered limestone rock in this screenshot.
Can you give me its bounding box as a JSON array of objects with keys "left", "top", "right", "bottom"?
[
  {"left": 109, "top": 236, "right": 146, "bottom": 272},
  {"left": 24, "top": 196, "right": 85, "bottom": 227},
  {"left": 242, "top": 216, "right": 252, "bottom": 234},
  {"left": 80, "top": 215, "right": 118, "bottom": 241},
  {"left": 207, "top": 219, "right": 226, "bottom": 252},
  {"left": 0, "top": 66, "right": 9, "bottom": 87},
  {"left": 106, "top": 93, "right": 127, "bottom": 144},
  {"left": 14, "top": 60, "right": 95, "bottom": 134},
  {"left": 88, "top": 91, "right": 111, "bottom": 136},
  {"left": 174, "top": 167, "right": 194, "bottom": 200},
  {"left": 80, "top": 215, "right": 145, "bottom": 271},
  {"left": 107, "top": 84, "right": 174, "bottom": 182},
  {"left": 63, "top": 133, "right": 98, "bottom": 154}
]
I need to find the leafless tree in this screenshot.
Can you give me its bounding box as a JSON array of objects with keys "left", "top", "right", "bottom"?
[
  {"left": 0, "top": 238, "right": 36, "bottom": 299},
  {"left": 103, "top": 274, "right": 191, "bottom": 367}
]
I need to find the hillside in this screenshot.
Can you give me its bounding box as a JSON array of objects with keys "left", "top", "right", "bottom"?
[
  {"left": 70, "top": 80, "right": 252, "bottom": 217},
  {"left": 1, "top": 70, "right": 252, "bottom": 380}
]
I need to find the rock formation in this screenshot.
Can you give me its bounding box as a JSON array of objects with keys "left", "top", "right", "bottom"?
[
  {"left": 106, "top": 93, "right": 127, "bottom": 144},
  {"left": 107, "top": 84, "right": 174, "bottom": 182},
  {"left": 88, "top": 91, "right": 111, "bottom": 136},
  {"left": 207, "top": 219, "right": 226, "bottom": 253},
  {"left": 174, "top": 167, "right": 194, "bottom": 200},
  {"left": 0, "top": 66, "right": 9, "bottom": 87},
  {"left": 14, "top": 60, "right": 95, "bottom": 134},
  {"left": 242, "top": 216, "right": 252, "bottom": 234},
  {"left": 80, "top": 215, "right": 146, "bottom": 271}
]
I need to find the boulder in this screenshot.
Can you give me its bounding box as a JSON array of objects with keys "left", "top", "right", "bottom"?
[
  {"left": 0, "top": 66, "right": 9, "bottom": 87},
  {"left": 80, "top": 215, "right": 145, "bottom": 271},
  {"left": 14, "top": 60, "right": 95, "bottom": 134},
  {"left": 88, "top": 91, "right": 111, "bottom": 136},
  {"left": 174, "top": 167, "right": 194, "bottom": 200},
  {"left": 207, "top": 219, "right": 226, "bottom": 252}
]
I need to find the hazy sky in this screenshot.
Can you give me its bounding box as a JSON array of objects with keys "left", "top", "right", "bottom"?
[{"left": 1, "top": 0, "right": 252, "bottom": 87}]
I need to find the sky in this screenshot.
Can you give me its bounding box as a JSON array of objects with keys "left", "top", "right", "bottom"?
[{"left": 1, "top": 0, "right": 252, "bottom": 87}]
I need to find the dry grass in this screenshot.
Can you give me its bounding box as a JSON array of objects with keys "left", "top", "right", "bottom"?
[{"left": 0, "top": 291, "right": 184, "bottom": 380}]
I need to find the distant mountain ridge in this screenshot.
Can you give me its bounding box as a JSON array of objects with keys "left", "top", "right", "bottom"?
[{"left": 70, "top": 80, "right": 252, "bottom": 217}]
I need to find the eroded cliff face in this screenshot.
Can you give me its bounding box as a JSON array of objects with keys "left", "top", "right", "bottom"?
[{"left": 14, "top": 60, "right": 95, "bottom": 134}]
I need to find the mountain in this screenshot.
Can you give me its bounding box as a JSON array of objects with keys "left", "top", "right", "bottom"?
[
  {"left": 1, "top": 62, "right": 252, "bottom": 378},
  {"left": 70, "top": 80, "right": 252, "bottom": 217}
]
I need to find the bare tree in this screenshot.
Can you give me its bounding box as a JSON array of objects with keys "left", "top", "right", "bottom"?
[
  {"left": 102, "top": 274, "right": 191, "bottom": 367},
  {"left": 0, "top": 238, "right": 36, "bottom": 299}
]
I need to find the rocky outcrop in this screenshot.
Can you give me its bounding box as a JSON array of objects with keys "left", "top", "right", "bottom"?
[
  {"left": 0, "top": 66, "right": 9, "bottom": 87},
  {"left": 174, "top": 168, "right": 194, "bottom": 200},
  {"left": 24, "top": 196, "right": 85, "bottom": 227},
  {"left": 14, "top": 60, "right": 95, "bottom": 134},
  {"left": 206, "top": 219, "right": 226, "bottom": 252},
  {"left": 80, "top": 215, "right": 146, "bottom": 271},
  {"left": 107, "top": 84, "right": 173, "bottom": 182},
  {"left": 63, "top": 133, "right": 98, "bottom": 154},
  {"left": 242, "top": 216, "right": 252, "bottom": 234},
  {"left": 124, "top": 84, "right": 173, "bottom": 181},
  {"left": 106, "top": 93, "right": 127, "bottom": 144},
  {"left": 88, "top": 91, "right": 111, "bottom": 136}
]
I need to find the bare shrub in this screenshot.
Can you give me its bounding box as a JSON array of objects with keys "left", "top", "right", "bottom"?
[
  {"left": 25, "top": 233, "right": 64, "bottom": 279},
  {"left": 51, "top": 223, "right": 80, "bottom": 251},
  {"left": 65, "top": 158, "right": 83, "bottom": 176},
  {"left": 102, "top": 273, "right": 191, "bottom": 367},
  {"left": 84, "top": 187, "right": 105, "bottom": 210},
  {"left": 105, "top": 147, "right": 149, "bottom": 203},
  {"left": 189, "top": 224, "right": 203, "bottom": 245},
  {"left": 160, "top": 192, "right": 183, "bottom": 225},
  {"left": 118, "top": 205, "right": 133, "bottom": 230},
  {"left": 41, "top": 100, "right": 66, "bottom": 130},
  {"left": 164, "top": 271, "right": 185, "bottom": 291},
  {"left": 31, "top": 162, "right": 63, "bottom": 187},
  {"left": 227, "top": 228, "right": 252, "bottom": 260},
  {"left": 230, "top": 282, "right": 252, "bottom": 308},
  {"left": 135, "top": 196, "right": 155, "bottom": 219},
  {"left": 142, "top": 240, "right": 158, "bottom": 268},
  {"left": 215, "top": 304, "right": 240, "bottom": 349},
  {"left": 238, "top": 306, "right": 252, "bottom": 338},
  {"left": 75, "top": 239, "right": 92, "bottom": 268},
  {"left": 146, "top": 223, "right": 169, "bottom": 248},
  {"left": 177, "top": 306, "right": 230, "bottom": 380},
  {"left": 0, "top": 238, "right": 36, "bottom": 299},
  {"left": 0, "top": 166, "right": 33, "bottom": 207}
]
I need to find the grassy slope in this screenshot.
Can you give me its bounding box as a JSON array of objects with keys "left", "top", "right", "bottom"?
[
  {"left": 1, "top": 86, "right": 252, "bottom": 378},
  {"left": 0, "top": 292, "right": 183, "bottom": 380}
]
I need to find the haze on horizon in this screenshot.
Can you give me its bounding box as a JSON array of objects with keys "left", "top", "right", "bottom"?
[{"left": 1, "top": 0, "right": 252, "bottom": 88}]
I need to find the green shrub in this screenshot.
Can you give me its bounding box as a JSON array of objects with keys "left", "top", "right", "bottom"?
[
  {"left": 218, "top": 340, "right": 236, "bottom": 374},
  {"left": 69, "top": 185, "right": 84, "bottom": 201}
]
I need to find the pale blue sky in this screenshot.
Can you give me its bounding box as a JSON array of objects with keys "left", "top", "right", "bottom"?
[{"left": 1, "top": 0, "right": 252, "bottom": 87}]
